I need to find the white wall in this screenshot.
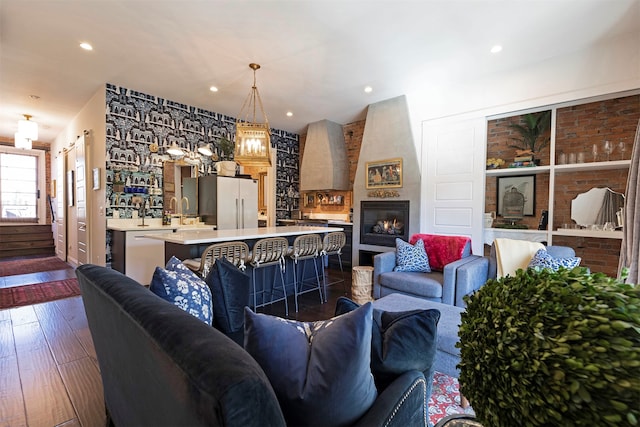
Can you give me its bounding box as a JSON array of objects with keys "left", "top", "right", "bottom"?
[
  {"left": 407, "top": 31, "right": 640, "bottom": 172},
  {"left": 52, "top": 86, "right": 107, "bottom": 265}
]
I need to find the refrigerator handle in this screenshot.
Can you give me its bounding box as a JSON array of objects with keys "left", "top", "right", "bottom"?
[
  {"left": 236, "top": 198, "right": 239, "bottom": 228},
  {"left": 241, "top": 198, "right": 245, "bottom": 228}
]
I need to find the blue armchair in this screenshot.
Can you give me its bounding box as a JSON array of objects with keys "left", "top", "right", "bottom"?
[{"left": 373, "top": 235, "right": 488, "bottom": 307}]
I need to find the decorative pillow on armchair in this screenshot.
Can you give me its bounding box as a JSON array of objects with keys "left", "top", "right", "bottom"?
[
  {"left": 394, "top": 238, "right": 431, "bottom": 272},
  {"left": 528, "top": 248, "right": 581, "bottom": 271},
  {"left": 150, "top": 257, "right": 213, "bottom": 325},
  {"left": 335, "top": 297, "right": 440, "bottom": 392},
  {"left": 244, "top": 303, "right": 377, "bottom": 427}
]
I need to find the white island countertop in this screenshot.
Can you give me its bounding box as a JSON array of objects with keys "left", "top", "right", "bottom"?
[{"left": 144, "top": 225, "right": 344, "bottom": 245}]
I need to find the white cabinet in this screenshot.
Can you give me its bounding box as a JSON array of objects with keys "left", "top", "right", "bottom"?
[
  {"left": 123, "top": 229, "right": 166, "bottom": 285},
  {"left": 215, "top": 176, "right": 258, "bottom": 230}
]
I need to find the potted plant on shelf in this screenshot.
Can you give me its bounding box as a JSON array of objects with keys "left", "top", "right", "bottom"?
[
  {"left": 508, "top": 110, "right": 551, "bottom": 166},
  {"left": 215, "top": 136, "right": 237, "bottom": 176},
  {"left": 457, "top": 267, "right": 639, "bottom": 427}
]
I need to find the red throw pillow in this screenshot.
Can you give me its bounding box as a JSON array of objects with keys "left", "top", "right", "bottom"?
[{"left": 409, "top": 234, "right": 470, "bottom": 271}]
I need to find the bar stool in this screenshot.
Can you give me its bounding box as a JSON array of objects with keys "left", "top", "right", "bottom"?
[
  {"left": 289, "top": 233, "right": 324, "bottom": 312},
  {"left": 248, "top": 237, "right": 290, "bottom": 316},
  {"left": 183, "top": 241, "right": 249, "bottom": 278},
  {"left": 321, "top": 231, "right": 347, "bottom": 298}
]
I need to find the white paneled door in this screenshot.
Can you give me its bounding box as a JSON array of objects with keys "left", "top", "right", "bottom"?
[{"left": 422, "top": 116, "right": 487, "bottom": 255}]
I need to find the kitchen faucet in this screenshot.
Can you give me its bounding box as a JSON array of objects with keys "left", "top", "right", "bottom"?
[{"left": 180, "top": 197, "right": 190, "bottom": 224}]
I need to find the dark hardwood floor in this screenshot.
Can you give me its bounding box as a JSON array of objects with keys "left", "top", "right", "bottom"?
[{"left": 0, "top": 259, "right": 352, "bottom": 427}]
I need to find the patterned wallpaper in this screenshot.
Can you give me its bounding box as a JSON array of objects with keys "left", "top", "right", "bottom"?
[{"left": 104, "top": 83, "right": 300, "bottom": 220}]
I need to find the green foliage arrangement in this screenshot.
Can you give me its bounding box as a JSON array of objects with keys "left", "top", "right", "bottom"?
[
  {"left": 458, "top": 267, "right": 640, "bottom": 427},
  {"left": 216, "top": 136, "right": 235, "bottom": 160},
  {"left": 508, "top": 110, "right": 551, "bottom": 153}
]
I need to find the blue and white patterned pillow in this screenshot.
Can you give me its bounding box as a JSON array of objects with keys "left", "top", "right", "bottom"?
[
  {"left": 528, "top": 248, "right": 581, "bottom": 271},
  {"left": 150, "top": 258, "right": 213, "bottom": 325},
  {"left": 394, "top": 238, "right": 431, "bottom": 273}
]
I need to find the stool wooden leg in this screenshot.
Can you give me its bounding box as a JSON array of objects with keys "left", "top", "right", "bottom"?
[{"left": 460, "top": 393, "right": 470, "bottom": 409}]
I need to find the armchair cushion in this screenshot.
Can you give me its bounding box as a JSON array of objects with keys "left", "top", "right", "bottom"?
[
  {"left": 527, "top": 248, "right": 581, "bottom": 270},
  {"left": 244, "top": 303, "right": 378, "bottom": 427},
  {"left": 394, "top": 238, "right": 431, "bottom": 272},
  {"left": 409, "top": 234, "right": 470, "bottom": 271},
  {"left": 149, "top": 258, "right": 213, "bottom": 325}
]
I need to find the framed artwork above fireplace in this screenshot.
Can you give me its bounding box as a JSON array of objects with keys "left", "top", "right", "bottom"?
[{"left": 366, "top": 158, "right": 403, "bottom": 189}]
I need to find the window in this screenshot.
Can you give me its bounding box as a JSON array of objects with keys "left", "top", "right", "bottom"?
[{"left": 0, "top": 150, "right": 40, "bottom": 222}]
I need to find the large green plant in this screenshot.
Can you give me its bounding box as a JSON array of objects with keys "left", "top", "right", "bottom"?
[
  {"left": 508, "top": 111, "right": 551, "bottom": 153},
  {"left": 458, "top": 267, "right": 640, "bottom": 427},
  {"left": 216, "top": 136, "right": 235, "bottom": 160}
]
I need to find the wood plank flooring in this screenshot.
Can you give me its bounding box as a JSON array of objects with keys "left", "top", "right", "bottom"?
[{"left": 0, "top": 259, "right": 351, "bottom": 426}]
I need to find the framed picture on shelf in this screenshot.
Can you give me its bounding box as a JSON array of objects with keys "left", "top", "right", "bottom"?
[
  {"left": 497, "top": 174, "right": 535, "bottom": 216},
  {"left": 303, "top": 193, "right": 315, "bottom": 208},
  {"left": 365, "top": 158, "right": 402, "bottom": 189}
]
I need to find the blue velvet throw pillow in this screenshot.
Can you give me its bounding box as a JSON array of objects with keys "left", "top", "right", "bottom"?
[
  {"left": 244, "top": 303, "right": 378, "bottom": 427},
  {"left": 205, "top": 257, "right": 251, "bottom": 336},
  {"left": 335, "top": 297, "right": 440, "bottom": 392},
  {"left": 527, "top": 248, "right": 581, "bottom": 271},
  {"left": 150, "top": 257, "right": 213, "bottom": 325},
  {"left": 394, "top": 238, "right": 431, "bottom": 272}
]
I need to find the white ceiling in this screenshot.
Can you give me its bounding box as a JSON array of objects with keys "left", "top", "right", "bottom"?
[{"left": 1, "top": 0, "right": 639, "bottom": 143}]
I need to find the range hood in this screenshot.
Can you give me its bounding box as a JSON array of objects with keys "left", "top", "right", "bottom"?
[{"left": 300, "top": 119, "right": 349, "bottom": 191}]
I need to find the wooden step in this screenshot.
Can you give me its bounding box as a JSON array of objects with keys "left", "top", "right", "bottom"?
[{"left": 0, "top": 225, "right": 55, "bottom": 259}]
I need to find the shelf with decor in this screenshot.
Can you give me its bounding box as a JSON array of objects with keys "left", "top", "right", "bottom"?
[
  {"left": 484, "top": 90, "right": 639, "bottom": 277},
  {"left": 553, "top": 159, "right": 630, "bottom": 173},
  {"left": 553, "top": 228, "right": 623, "bottom": 239},
  {"left": 485, "top": 165, "right": 550, "bottom": 176}
]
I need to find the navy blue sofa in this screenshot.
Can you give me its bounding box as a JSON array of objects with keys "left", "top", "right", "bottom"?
[{"left": 76, "top": 264, "right": 430, "bottom": 427}]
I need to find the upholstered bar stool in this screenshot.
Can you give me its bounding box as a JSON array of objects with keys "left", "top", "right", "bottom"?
[
  {"left": 289, "top": 233, "right": 324, "bottom": 312},
  {"left": 248, "top": 237, "right": 290, "bottom": 316},
  {"left": 183, "top": 241, "right": 249, "bottom": 278},
  {"left": 321, "top": 231, "right": 347, "bottom": 298}
]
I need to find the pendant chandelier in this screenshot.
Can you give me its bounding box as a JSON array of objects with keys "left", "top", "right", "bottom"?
[
  {"left": 14, "top": 114, "right": 38, "bottom": 150},
  {"left": 235, "top": 63, "right": 271, "bottom": 167}
]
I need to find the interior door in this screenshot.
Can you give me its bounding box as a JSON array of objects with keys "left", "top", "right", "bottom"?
[
  {"left": 76, "top": 134, "right": 88, "bottom": 265},
  {"left": 422, "top": 116, "right": 487, "bottom": 255},
  {"left": 55, "top": 153, "right": 66, "bottom": 261}
]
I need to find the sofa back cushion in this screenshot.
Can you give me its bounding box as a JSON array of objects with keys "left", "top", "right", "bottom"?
[
  {"left": 76, "top": 264, "right": 285, "bottom": 427},
  {"left": 244, "top": 304, "right": 378, "bottom": 427},
  {"left": 409, "top": 234, "right": 471, "bottom": 271}
]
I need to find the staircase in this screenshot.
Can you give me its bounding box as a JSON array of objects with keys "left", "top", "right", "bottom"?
[{"left": 0, "top": 224, "right": 56, "bottom": 259}]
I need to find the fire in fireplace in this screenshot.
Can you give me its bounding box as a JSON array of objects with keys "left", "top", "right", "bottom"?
[{"left": 360, "top": 200, "right": 410, "bottom": 247}]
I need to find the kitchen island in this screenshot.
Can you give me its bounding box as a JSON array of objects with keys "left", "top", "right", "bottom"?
[
  {"left": 144, "top": 225, "right": 343, "bottom": 263},
  {"left": 146, "top": 225, "right": 344, "bottom": 311}
]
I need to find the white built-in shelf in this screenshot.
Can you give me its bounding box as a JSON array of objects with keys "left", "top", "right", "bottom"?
[
  {"left": 554, "top": 159, "right": 630, "bottom": 173},
  {"left": 553, "top": 228, "right": 623, "bottom": 239},
  {"left": 486, "top": 165, "right": 550, "bottom": 176}
]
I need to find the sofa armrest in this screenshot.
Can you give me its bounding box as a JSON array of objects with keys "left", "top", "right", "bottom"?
[
  {"left": 454, "top": 255, "right": 489, "bottom": 307},
  {"left": 352, "top": 370, "right": 427, "bottom": 427},
  {"left": 373, "top": 251, "right": 396, "bottom": 299}
]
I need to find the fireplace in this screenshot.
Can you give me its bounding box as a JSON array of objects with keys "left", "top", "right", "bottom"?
[{"left": 360, "top": 200, "right": 410, "bottom": 247}]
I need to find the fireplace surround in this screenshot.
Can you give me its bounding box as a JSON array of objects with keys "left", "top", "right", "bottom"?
[{"left": 360, "top": 200, "right": 410, "bottom": 247}]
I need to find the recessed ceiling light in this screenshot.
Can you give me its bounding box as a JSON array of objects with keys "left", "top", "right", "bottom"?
[
  {"left": 29, "top": 95, "right": 40, "bottom": 100},
  {"left": 286, "top": 111, "right": 293, "bottom": 117},
  {"left": 490, "top": 45, "right": 503, "bottom": 54},
  {"left": 209, "top": 86, "right": 218, "bottom": 92},
  {"left": 80, "top": 42, "right": 93, "bottom": 51},
  {"left": 364, "top": 86, "right": 373, "bottom": 93}
]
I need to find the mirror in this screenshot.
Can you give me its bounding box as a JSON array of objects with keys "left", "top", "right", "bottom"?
[
  {"left": 571, "top": 187, "right": 624, "bottom": 227},
  {"left": 163, "top": 160, "right": 198, "bottom": 215}
]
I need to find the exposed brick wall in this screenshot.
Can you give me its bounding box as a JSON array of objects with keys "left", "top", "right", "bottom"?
[{"left": 553, "top": 235, "right": 622, "bottom": 278}]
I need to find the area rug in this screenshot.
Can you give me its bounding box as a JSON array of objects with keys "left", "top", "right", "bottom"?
[
  {"left": 0, "top": 278, "right": 80, "bottom": 309},
  {"left": 0, "top": 256, "right": 71, "bottom": 277},
  {"left": 428, "top": 371, "right": 475, "bottom": 426}
]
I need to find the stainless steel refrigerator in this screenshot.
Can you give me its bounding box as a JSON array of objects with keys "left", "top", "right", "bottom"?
[{"left": 198, "top": 175, "right": 258, "bottom": 229}]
